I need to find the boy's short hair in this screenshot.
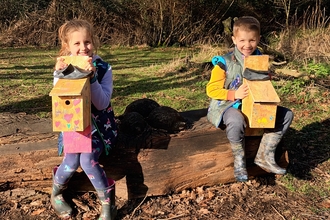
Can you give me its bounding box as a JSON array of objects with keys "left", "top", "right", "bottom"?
[{"left": 232, "top": 16, "right": 260, "bottom": 36}]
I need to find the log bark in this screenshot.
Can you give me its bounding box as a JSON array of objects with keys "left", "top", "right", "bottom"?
[{"left": 0, "top": 109, "right": 288, "bottom": 200}]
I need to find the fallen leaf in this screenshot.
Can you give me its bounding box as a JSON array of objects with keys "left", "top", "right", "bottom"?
[
  {"left": 31, "top": 208, "right": 46, "bottom": 216},
  {"left": 320, "top": 199, "right": 330, "bottom": 209},
  {"left": 199, "top": 208, "right": 209, "bottom": 214}
]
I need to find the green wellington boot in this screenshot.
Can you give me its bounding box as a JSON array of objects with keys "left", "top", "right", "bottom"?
[
  {"left": 230, "top": 142, "right": 248, "bottom": 182},
  {"left": 254, "top": 133, "right": 286, "bottom": 175},
  {"left": 96, "top": 178, "right": 117, "bottom": 220},
  {"left": 50, "top": 167, "right": 72, "bottom": 219}
]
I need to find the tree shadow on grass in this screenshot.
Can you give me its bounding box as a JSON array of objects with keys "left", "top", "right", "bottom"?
[
  {"left": 113, "top": 61, "right": 211, "bottom": 98},
  {"left": 284, "top": 118, "right": 330, "bottom": 179},
  {"left": 0, "top": 95, "right": 52, "bottom": 114}
]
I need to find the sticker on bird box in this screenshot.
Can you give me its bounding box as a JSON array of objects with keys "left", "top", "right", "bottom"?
[{"left": 63, "top": 125, "right": 92, "bottom": 153}]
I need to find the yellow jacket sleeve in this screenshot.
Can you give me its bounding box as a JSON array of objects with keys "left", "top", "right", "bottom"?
[{"left": 206, "top": 65, "right": 235, "bottom": 101}]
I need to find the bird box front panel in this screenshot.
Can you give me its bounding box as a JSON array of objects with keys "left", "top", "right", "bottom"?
[
  {"left": 249, "top": 103, "right": 277, "bottom": 128},
  {"left": 51, "top": 95, "right": 91, "bottom": 131},
  {"left": 50, "top": 78, "right": 91, "bottom": 132}
]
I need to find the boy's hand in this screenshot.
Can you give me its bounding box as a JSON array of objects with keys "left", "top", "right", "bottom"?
[
  {"left": 235, "top": 84, "right": 249, "bottom": 99},
  {"left": 55, "top": 57, "right": 67, "bottom": 70}
]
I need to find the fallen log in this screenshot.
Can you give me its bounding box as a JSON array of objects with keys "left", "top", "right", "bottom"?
[{"left": 0, "top": 109, "right": 288, "bottom": 200}]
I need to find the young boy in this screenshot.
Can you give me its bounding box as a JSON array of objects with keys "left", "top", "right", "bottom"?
[{"left": 206, "top": 16, "right": 294, "bottom": 182}]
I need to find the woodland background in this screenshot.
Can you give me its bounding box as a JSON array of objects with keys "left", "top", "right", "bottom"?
[{"left": 1, "top": 0, "right": 330, "bottom": 64}]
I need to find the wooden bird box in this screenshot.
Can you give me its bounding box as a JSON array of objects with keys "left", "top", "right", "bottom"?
[
  {"left": 49, "top": 78, "right": 91, "bottom": 131},
  {"left": 241, "top": 55, "right": 280, "bottom": 128},
  {"left": 61, "top": 55, "right": 89, "bottom": 69}
]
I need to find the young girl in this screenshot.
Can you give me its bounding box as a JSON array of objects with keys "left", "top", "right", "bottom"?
[{"left": 51, "top": 19, "right": 118, "bottom": 220}]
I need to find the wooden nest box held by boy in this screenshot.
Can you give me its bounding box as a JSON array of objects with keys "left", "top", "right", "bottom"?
[
  {"left": 49, "top": 56, "right": 91, "bottom": 132},
  {"left": 242, "top": 55, "right": 280, "bottom": 128}
]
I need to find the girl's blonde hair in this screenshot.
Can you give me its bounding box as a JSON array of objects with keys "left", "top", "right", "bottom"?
[
  {"left": 232, "top": 16, "right": 260, "bottom": 36},
  {"left": 58, "top": 19, "right": 99, "bottom": 56}
]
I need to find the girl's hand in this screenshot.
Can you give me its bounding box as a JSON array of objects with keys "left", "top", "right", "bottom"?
[
  {"left": 235, "top": 84, "right": 249, "bottom": 99},
  {"left": 55, "top": 57, "right": 67, "bottom": 70},
  {"left": 86, "top": 57, "right": 96, "bottom": 77}
]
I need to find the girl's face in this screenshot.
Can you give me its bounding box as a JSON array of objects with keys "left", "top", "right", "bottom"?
[
  {"left": 66, "top": 28, "right": 94, "bottom": 56},
  {"left": 232, "top": 29, "right": 260, "bottom": 57}
]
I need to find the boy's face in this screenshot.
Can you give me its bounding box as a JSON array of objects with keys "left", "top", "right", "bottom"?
[
  {"left": 66, "top": 28, "right": 94, "bottom": 57},
  {"left": 232, "top": 29, "right": 260, "bottom": 57}
]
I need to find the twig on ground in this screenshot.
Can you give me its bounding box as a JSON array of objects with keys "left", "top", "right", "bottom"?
[
  {"left": 314, "top": 167, "right": 330, "bottom": 178},
  {"left": 129, "top": 194, "right": 148, "bottom": 220},
  {"left": 271, "top": 204, "right": 287, "bottom": 220},
  {"left": 156, "top": 214, "right": 186, "bottom": 220}
]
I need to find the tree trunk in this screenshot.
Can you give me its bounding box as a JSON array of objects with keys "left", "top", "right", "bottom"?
[{"left": 0, "top": 109, "right": 288, "bottom": 200}]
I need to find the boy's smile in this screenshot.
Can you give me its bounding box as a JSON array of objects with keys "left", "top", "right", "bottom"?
[{"left": 232, "top": 29, "right": 260, "bottom": 57}]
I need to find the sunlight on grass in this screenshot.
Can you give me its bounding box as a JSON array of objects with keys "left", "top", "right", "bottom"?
[
  {"left": 0, "top": 45, "right": 329, "bottom": 129},
  {"left": 103, "top": 46, "right": 209, "bottom": 115},
  {"left": 0, "top": 47, "right": 55, "bottom": 116},
  {"left": 1, "top": 45, "right": 329, "bottom": 128},
  {"left": 0, "top": 46, "right": 209, "bottom": 116},
  {"left": 280, "top": 174, "right": 297, "bottom": 192}
]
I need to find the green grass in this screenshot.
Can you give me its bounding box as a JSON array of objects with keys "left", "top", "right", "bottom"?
[
  {"left": 0, "top": 46, "right": 204, "bottom": 117},
  {"left": 1, "top": 45, "right": 329, "bottom": 131},
  {"left": 274, "top": 75, "right": 330, "bottom": 130},
  {"left": 101, "top": 46, "right": 208, "bottom": 114},
  {"left": 0, "top": 47, "right": 56, "bottom": 117}
]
